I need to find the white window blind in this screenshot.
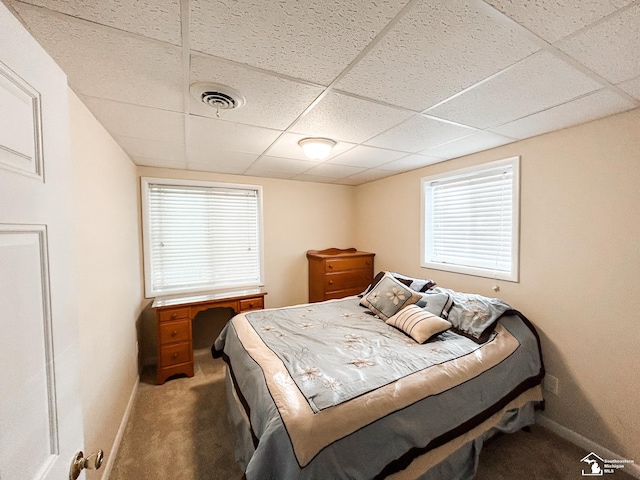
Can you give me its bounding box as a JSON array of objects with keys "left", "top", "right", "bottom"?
[
  {"left": 421, "top": 157, "right": 519, "bottom": 281},
  {"left": 142, "top": 178, "right": 263, "bottom": 297}
]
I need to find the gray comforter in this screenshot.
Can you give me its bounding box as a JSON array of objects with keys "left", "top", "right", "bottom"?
[{"left": 213, "top": 296, "right": 544, "bottom": 479}]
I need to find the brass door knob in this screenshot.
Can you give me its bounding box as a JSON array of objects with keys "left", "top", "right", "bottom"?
[{"left": 69, "top": 449, "right": 104, "bottom": 480}]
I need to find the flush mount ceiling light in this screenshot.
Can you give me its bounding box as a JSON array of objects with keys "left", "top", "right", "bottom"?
[{"left": 298, "top": 137, "right": 336, "bottom": 160}]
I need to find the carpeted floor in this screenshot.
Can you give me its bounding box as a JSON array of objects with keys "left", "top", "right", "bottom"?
[{"left": 110, "top": 352, "right": 633, "bottom": 480}]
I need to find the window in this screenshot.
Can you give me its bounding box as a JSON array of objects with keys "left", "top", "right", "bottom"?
[
  {"left": 421, "top": 157, "right": 520, "bottom": 282},
  {"left": 141, "top": 177, "right": 263, "bottom": 297}
]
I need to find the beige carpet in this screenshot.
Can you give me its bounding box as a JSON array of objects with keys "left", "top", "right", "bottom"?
[{"left": 110, "top": 353, "right": 633, "bottom": 480}]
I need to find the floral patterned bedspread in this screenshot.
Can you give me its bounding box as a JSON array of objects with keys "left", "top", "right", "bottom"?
[
  {"left": 245, "top": 298, "right": 488, "bottom": 413},
  {"left": 215, "top": 295, "right": 544, "bottom": 477}
]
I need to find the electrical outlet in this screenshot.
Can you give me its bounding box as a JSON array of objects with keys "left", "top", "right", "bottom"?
[{"left": 544, "top": 374, "right": 559, "bottom": 395}]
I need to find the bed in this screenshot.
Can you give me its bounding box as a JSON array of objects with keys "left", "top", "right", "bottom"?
[{"left": 212, "top": 272, "right": 545, "bottom": 479}]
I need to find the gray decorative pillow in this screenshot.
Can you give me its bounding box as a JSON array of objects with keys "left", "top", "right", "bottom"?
[
  {"left": 416, "top": 291, "right": 454, "bottom": 319},
  {"left": 386, "top": 304, "right": 451, "bottom": 343},
  {"left": 359, "top": 272, "right": 422, "bottom": 320},
  {"left": 389, "top": 272, "right": 437, "bottom": 293},
  {"left": 433, "top": 287, "right": 511, "bottom": 340},
  {"left": 359, "top": 271, "right": 412, "bottom": 297}
]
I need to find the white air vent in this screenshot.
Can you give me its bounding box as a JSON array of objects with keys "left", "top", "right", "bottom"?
[{"left": 190, "top": 82, "right": 246, "bottom": 111}]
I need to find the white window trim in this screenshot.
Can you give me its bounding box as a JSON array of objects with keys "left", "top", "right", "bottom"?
[
  {"left": 420, "top": 156, "right": 520, "bottom": 282},
  {"left": 141, "top": 177, "right": 265, "bottom": 298}
]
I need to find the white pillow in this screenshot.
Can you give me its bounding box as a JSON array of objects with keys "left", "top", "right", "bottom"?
[{"left": 386, "top": 304, "right": 451, "bottom": 343}]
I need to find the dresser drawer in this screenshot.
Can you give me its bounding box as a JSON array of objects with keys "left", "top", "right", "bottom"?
[
  {"left": 324, "top": 287, "right": 366, "bottom": 300},
  {"left": 159, "top": 342, "right": 191, "bottom": 367},
  {"left": 158, "top": 307, "right": 189, "bottom": 322},
  {"left": 158, "top": 319, "right": 190, "bottom": 345},
  {"left": 325, "top": 256, "right": 373, "bottom": 273},
  {"left": 239, "top": 297, "right": 264, "bottom": 312},
  {"left": 325, "top": 270, "right": 372, "bottom": 293}
]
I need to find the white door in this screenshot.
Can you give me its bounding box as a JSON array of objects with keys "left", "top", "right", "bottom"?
[{"left": 0, "top": 3, "right": 86, "bottom": 480}]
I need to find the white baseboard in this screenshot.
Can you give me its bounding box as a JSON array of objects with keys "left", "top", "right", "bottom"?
[
  {"left": 536, "top": 413, "right": 639, "bottom": 479},
  {"left": 101, "top": 377, "right": 139, "bottom": 480}
]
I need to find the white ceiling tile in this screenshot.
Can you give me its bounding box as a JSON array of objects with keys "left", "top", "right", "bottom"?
[
  {"left": 490, "top": 89, "right": 637, "bottom": 139},
  {"left": 189, "top": 0, "right": 409, "bottom": 85},
  {"left": 302, "top": 163, "right": 365, "bottom": 178},
  {"left": 290, "top": 173, "right": 339, "bottom": 184},
  {"left": 186, "top": 152, "right": 260, "bottom": 175},
  {"left": 336, "top": 0, "right": 540, "bottom": 111},
  {"left": 247, "top": 156, "right": 317, "bottom": 175},
  {"left": 555, "top": 4, "right": 640, "bottom": 84},
  {"left": 422, "top": 131, "right": 515, "bottom": 159},
  {"left": 17, "top": 0, "right": 182, "bottom": 45},
  {"left": 617, "top": 76, "right": 640, "bottom": 100},
  {"left": 187, "top": 116, "right": 281, "bottom": 155},
  {"left": 266, "top": 132, "right": 355, "bottom": 161},
  {"left": 190, "top": 53, "right": 323, "bottom": 130},
  {"left": 335, "top": 169, "right": 393, "bottom": 185},
  {"left": 291, "top": 92, "right": 412, "bottom": 143},
  {"left": 378, "top": 154, "right": 443, "bottom": 172},
  {"left": 82, "top": 97, "right": 185, "bottom": 143},
  {"left": 427, "top": 51, "right": 602, "bottom": 129},
  {"left": 365, "top": 115, "right": 475, "bottom": 152},
  {"left": 243, "top": 169, "right": 296, "bottom": 180},
  {"left": 483, "top": 0, "right": 634, "bottom": 43},
  {"left": 327, "top": 145, "right": 407, "bottom": 169},
  {"left": 116, "top": 135, "right": 185, "bottom": 161},
  {"left": 131, "top": 156, "right": 187, "bottom": 170},
  {"left": 13, "top": 2, "right": 184, "bottom": 111}
]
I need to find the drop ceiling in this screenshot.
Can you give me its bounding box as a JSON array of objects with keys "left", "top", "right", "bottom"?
[{"left": 5, "top": 0, "right": 639, "bottom": 185}]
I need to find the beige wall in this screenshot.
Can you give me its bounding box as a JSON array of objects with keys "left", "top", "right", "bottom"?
[
  {"left": 137, "top": 166, "right": 356, "bottom": 360},
  {"left": 354, "top": 108, "right": 640, "bottom": 462},
  {"left": 69, "top": 90, "right": 143, "bottom": 479}
]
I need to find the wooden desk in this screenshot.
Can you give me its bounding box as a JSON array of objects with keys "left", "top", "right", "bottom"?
[{"left": 152, "top": 288, "right": 267, "bottom": 385}]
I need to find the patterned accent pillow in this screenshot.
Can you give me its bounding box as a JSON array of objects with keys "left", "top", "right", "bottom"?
[
  {"left": 359, "top": 272, "right": 422, "bottom": 320},
  {"left": 389, "top": 272, "right": 437, "bottom": 292},
  {"left": 359, "top": 271, "right": 411, "bottom": 297},
  {"left": 434, "top": 288, "right": 511, "bottom": 340},
  {"left": 386, "top": 304, "right": 452, "bottom": 343},
  {"left": 416, "top": 291, "right": 454, "bottom": 319}
]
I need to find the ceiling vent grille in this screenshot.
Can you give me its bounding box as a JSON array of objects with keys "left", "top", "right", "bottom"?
[{"left": 190, "top": 82, "right": 246, "bottom": 111}]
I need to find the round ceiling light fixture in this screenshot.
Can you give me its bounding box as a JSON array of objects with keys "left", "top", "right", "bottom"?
[
  {"left": 298, "top": 137, "right": 336, "bottom": 160},
  {"left": 189, "top": 82, "right": 246, "bottom": 113}
]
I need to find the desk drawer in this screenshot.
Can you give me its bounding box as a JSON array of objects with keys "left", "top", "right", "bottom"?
[
  {"left": 159, "top": 319, "right": 190, "bottom": 345},
  {"left": 160, "top": 342, "right": 191, "bottom": 367},
  {"left": 158, "top": 307, "right": 189, "bottom": 322},
  {"left": 325, "top": 271, "right": 372, "bottom": 293},
  {"left": 240, "top": 297, "right": 264, "bottom": 312},
  {"left": 325, "top": 256, "right": 373, "bottom": 273}
]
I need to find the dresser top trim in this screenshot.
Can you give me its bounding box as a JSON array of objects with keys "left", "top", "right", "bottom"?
[{"left": 306, "top": 248, "right": 375, "bottom": 259}]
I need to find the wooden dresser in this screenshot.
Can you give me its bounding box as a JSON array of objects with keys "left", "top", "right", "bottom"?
[
  {"left": 307, "top": 248, "right": 375, "bottom": 302},
  {"left": 152, "top": 288, "right": 266, "bottom": 384}
]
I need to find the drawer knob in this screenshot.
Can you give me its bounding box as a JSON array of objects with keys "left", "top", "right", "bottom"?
[
  {"left": 248, "top": 303, "right": 254, "bottom": 308},
  {"left": 171, "top": 353, "right": 178, "bottom": 359},
  {"left": 171, "top": 330, "right": 178, "bottom": 337},
  {"left": 328, "top": 264, "right": 333, "bottom": 269},
  {"left": 366, "top": 261, "right": 371, "bottom": 266},
  {"left": 328, "top": 280, "right": 333, "bottom": 285},
  {"left": 170, "top": 313, "right": 177, "bottom": 320}
]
